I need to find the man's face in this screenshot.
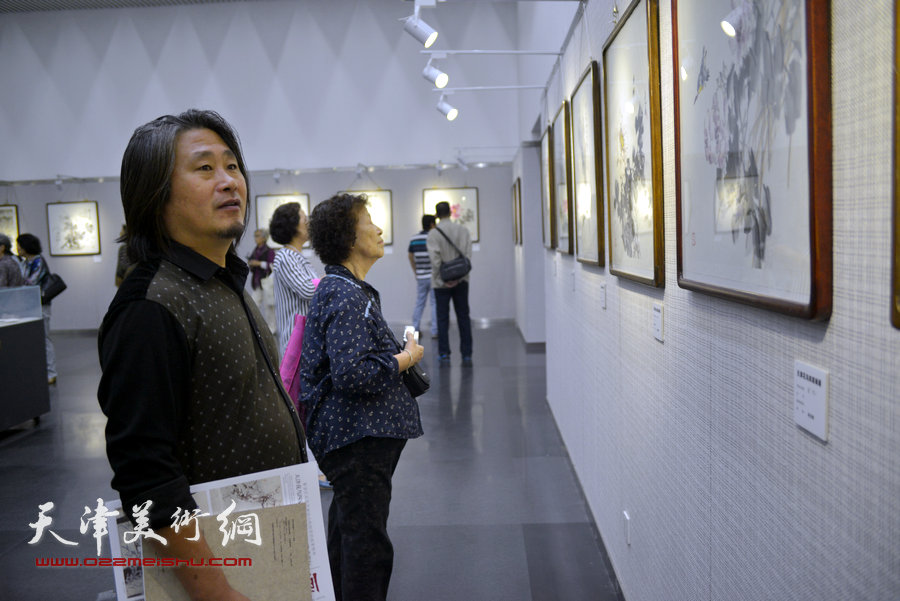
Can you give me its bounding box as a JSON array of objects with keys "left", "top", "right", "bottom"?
[{"left": 163, "top": 128, "right": 247, "bottom": 255}]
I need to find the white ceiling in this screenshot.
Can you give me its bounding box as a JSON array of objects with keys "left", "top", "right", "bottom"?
[{"left": 0, "top": 0, "right": 578, "bottom": 181}]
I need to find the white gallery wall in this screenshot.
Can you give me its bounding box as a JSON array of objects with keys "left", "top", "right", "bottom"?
[{"left": 542, "top": 1, "right": 900, "bottom": 601}]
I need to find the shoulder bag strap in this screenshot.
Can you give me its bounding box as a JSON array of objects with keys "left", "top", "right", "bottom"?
[{"left": 435, "top": 226, "right": 465, "bottom": 259}]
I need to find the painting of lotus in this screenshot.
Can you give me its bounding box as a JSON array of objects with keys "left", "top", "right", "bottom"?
[{"left": 674, "top": 0, "right": 832, "bottom": 318}]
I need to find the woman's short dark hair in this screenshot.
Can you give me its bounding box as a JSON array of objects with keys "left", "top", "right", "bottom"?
[
  {"left": 269, "top": 202, "right": 300, "bottom": 245},
  {"left": 16, "top": 233, "right": 42, "bottom": 255},
  {"left": 119, "top": 109, "right": 251, "bottom": 262},
  {"left": 308, "top": 193, "right": 369, "bottom": 265}
]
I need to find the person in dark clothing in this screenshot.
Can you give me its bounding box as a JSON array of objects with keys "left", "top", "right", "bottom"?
[
  {"left": 301, "top": 193, "right": 424, "bottom": 601},
  {"left": 97, "top": 109, "right": 307, "bottom": 601}
]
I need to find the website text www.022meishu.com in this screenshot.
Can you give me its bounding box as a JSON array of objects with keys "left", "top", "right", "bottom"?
[{"left": 35, "top": 557, "right": 253, "bottom": 568}]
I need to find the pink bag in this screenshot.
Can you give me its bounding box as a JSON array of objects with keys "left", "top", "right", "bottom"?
[{"left": 280, "top": 313, "right": 306, "bottom": 420}]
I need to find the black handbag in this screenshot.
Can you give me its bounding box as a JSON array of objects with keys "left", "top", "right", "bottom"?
[
  {"left": 434, "top": 227, "right": 471, "bottom": 282},
  {"left": 41, "top": 272, "right": 67, "bottom": 305},
  {"left": 394, "top": 332, "right": 430, "bottom": 397},
  {"left": 402, "top": 362, "right": 431, "bottom": 397}
]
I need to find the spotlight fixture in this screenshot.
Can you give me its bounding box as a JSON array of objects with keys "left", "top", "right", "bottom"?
[
  {"left": 402, "top": 14, "right": 438, "bottom": 48},
  {"left": 436, "top": 95, "right": 458, "bottom": 121},
  {"left": 456, "top": 156, "right": 469, "bottom": 171},
  {"left": 422, "top": 58, "right": 449, "bottom": 89},
  {"left": 273, "top": 170, "right": 280, "bottom": 184}
]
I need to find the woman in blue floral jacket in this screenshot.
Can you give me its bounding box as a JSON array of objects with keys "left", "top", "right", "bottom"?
[{"left": 301, "top": 193, "right": 424, "bottom": 601}]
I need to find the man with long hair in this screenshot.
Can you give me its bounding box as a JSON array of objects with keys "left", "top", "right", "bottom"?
[{"left": 97, "top": 109, "right": 308, "bottom": 601}]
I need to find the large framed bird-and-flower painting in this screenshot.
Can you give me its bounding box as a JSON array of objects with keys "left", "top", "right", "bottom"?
[
  {"left": 673, "top": 0, "right": 832, "bottom": 319},
  {"left": 603, "top": 0, "right": 665, "bottom": 286}
]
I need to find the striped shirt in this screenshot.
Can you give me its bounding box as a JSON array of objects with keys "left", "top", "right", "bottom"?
[
  {"left": 273, "top": 247, "right": 318, "bottom": 356},
  {"left": 408, "top": 230, "right": 431, "bottom": 280}
]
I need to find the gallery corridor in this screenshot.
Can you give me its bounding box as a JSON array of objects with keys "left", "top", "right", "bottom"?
[{"left": 0, "top": 323, "right": 622, "bottom": 600}]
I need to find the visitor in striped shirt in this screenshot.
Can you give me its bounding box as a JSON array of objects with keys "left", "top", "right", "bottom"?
[
  {"left": 270, "top": 202, "right": 318, "bottom": 357},
  {"left": 408, "top": 214, "right": 438, "bottom": 338}
]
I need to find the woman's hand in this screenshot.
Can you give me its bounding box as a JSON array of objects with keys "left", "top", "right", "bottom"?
[{"left": 403, "top": 336, "right": 425, "bottom": 368}]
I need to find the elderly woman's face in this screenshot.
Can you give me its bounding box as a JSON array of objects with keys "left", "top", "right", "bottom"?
[{"left": 351, "top": 208, "right": 384, "bottom": 262}]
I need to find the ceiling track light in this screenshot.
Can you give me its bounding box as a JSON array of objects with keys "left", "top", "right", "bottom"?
[
  {"left": 422, "top": 58, "right": 448, "bottom": 89},
  {"left": 436, "top": 95, "right": 458, "bottom": 121},
  {"left": 402, "top": 13, "right": 438, "bottom": 48}
]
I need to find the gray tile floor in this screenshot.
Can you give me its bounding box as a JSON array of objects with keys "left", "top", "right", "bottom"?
[{"left": 0, "top": 324, "right": 623, "bottom": 600}]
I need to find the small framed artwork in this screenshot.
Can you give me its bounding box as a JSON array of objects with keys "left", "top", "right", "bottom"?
[
  {"left": 344, "top": 190, "right": 393, "bottom": 245},
  {"left": 603, "top": 0, "right": 664, "bottom": 286},
  {"left": 571, "top": 60, "right": 605, "bottom": 266},
  {"left": 552, "top": 101, "right": 573, "bottom": 255},
  {"left": 511, "top": 180, "right": 519, "bottom": 245},
  {"left": 256, "top": 194, "right": 310, "bottom": 248},
  {"left": 0, "top": 205, "right": 18, "bottom": 244},
  {"left": 423, "top": 187, "right": 479, "bottom": 242},
  {"left": 513, "top": 177, "right": 525, "bottom": 246},
  {"left": 893, "top": 0, "right": 900, "bottom": 328},
  {"left": 673, "top": 0, "right": 831, "bottom": 318},
  {"left": 46, "top": 200, "right": 101, "bottom": 256},
  {"left": 541, "top": 126, "right": 557, "bottom": 249},
  {"left": 516, "top": 177, "right": 523, "bottom": 245}
]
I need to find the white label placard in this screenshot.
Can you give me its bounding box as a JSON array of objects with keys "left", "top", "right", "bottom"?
[
  {"left": 652, "top": 303, "right": 664, "bottom": 342},
  {"left": 794, "top": 360, "right": 829, "bottom": 441}
]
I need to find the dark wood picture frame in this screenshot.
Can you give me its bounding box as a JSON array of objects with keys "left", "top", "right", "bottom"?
[
  {"left": 571, "top": 60, "right": 605, "bottom": 266},
  {"left": 541, "top": 126, "right": 557, "bottom": 249},
  {"left": 511, "top": 179, "right": 519, "bottom": 245},
  {"left": 515, "top": 177, "right": 523, "bottom": 245},
  {"left": 893, "top": 0, "right": 900, "bottom": 328},
  {"left": 552, "top": 101, "right": 574, "bottom": 255},
  {"left": 673, "top": 0, "right": 832, "bottom": 319},
  {"left": 602, "top": 0, "right": 665, "bottom": 286}
]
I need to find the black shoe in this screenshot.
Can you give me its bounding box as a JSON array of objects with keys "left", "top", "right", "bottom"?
[
  {"left": 438, "top": 354, "right": 451, "bottom": 365},
  {"left": 462, "top": 356, "right": 473, "bottom": 366}
]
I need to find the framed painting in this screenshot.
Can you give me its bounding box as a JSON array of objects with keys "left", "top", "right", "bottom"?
[
  {"left": 0, "top": 205, "right": 18, "bottom": 244},
  {"left": 255, "top": 194, "right": 310, "bottom": 248},
  {"left": 46, "top": 200, "right": 100, "bottom": 256},
  {"left": 603, "top": 0, "right": 664, "bottom": 286},
  {"left": 541, "top": 126, "right": 557, "bottom": 249},
  {"left": 552, "top": 101, "right": 573, "bottom": 255},
  {"left": 423, "top": 187, "right": 479, "bottom": 242},
  {"left": 511, "top": 180, "right": 519, "bottom": 245},
  {"left": 571, "top": 60, "right": 605, "bottom": 266},
  {"left": 516, "top": 177, "right": 523, "bottom": 245},
  {"left": 673, "top": 0, "right": 832, "bottom": 319},
  {"left": 344, "top": 190, "right": 393, "bottom": 245},
  {"left": 893, "top": 1, "right": 900, "bottom": 328}
]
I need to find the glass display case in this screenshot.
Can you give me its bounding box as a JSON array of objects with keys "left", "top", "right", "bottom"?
[
  {"left": 0, "top": 285, "right": 50, "bottom": 430},
  {"left": 0, "top": 285, "right": 42, "bottom": 325}
]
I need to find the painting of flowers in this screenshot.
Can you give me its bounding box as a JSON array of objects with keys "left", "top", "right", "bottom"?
[
  {"left": 674, "top": 0, "right": 832, "bottom": 319},
  {"left": 603, "top": 0, "right": 664, "bottom": 286},
  {"left": 47, "top": 200, "right": 101, "bottom": 256},
  {"left": 571, "top": 61, "right": 604, "bottom": 266},
  {"left": 552, "top": 101, "right": 573, "bottom": 255},
  {"left": 423, "top": 187, "right": 479, "bottom": 242},
  {"left": 541, "top": 127, "right": 556, "bottom": 249}
]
